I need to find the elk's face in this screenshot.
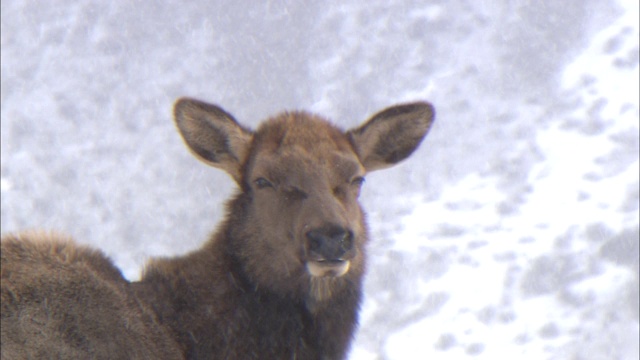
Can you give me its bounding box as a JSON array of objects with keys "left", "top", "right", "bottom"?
[
  {"left": 245, "top": 116, "right": 367, "bottom": 281},
  {"left": 173, "top": 98, "right": 434, "bottom": 299}
]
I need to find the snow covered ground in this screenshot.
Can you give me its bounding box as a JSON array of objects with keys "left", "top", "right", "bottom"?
[{"left": 2, "top": 1, "right": 638, "bottom": 359}]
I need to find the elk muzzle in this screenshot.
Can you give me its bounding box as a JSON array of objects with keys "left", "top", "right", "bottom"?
[{"left": 305, "top": 226, "right": 355, "bottom": 277}]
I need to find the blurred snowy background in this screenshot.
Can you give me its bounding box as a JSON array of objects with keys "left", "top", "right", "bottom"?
[{"left": 1, "top": 1, "right": 638, "bottom": 359}]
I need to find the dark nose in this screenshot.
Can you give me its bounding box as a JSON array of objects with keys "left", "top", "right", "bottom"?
[{"left": 306, "top": 226, "right": 354, "bottom": 261}]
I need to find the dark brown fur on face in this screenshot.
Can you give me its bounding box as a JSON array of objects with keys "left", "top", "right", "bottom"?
[{"left": 1, "top": 98, "right": 434, "bottom": 359}]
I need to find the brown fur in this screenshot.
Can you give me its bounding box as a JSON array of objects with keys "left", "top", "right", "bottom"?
[
  {"left": 1, "top": 232, "right": 182, "bottom": 359},
  {"left": 1, "top": 98, "right": 434, "bottom": 359}
]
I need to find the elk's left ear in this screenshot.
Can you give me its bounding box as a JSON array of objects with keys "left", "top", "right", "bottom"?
[
  {"left": 347, "top": 102, "right": 435, "bottom": 172},
  {"left": 174, "top": 98, "right": 253, "bottom": 184}
]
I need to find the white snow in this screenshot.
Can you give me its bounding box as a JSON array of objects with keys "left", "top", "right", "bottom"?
[{"left": 1, "top": 0, "right": 638, "bottom": 359}]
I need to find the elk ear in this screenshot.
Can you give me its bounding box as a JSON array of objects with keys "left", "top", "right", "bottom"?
[
  {"left": 348, "top": 102, "right": 435, "bottom": 172},
  {"left": 174, "top": 98, "right": 253, "bottom": 183}
]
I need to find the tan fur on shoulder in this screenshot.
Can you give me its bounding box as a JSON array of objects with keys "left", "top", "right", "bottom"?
[{"left": 1, "top": 232, "right": 182, "bottom": 360}]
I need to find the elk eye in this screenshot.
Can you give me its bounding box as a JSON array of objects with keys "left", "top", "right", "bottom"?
[
  {"left": 254, "top": 177, "right": 274, "bottom": 189},
  {"left": 350, "top": 176, "right": 366, "bottom": 187}
]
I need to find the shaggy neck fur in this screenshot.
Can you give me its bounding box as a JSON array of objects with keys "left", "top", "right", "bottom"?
[{"left": 138, "top": 191, "right": 364, "bottom": 358}]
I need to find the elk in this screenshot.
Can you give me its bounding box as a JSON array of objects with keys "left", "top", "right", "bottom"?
[{"left": 1, "top": 97, "right": 435, "bottom": 359}]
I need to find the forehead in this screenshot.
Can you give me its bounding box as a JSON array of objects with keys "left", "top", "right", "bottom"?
[{"left": 248, "top": 112, "right": 363, "bottom": 179}]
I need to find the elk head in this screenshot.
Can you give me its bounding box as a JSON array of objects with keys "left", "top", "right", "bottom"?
[{"left": 174, "top": 98, "right": 434, "bottom": 301}]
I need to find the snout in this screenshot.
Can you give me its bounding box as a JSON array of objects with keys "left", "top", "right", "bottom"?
[{"left": 305, "top": 226, "right": 355, "bottom": 277}]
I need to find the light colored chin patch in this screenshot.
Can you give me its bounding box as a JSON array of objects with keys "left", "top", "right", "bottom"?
[{"left": 306, "top": 260, "right": 350, "bottom": 278}]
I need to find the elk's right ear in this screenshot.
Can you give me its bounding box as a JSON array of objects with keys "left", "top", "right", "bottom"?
[
  {"left": 174, "top": 98, "right": 253, "bottom": 183},
  {"left": 348, "top": 102, "right": 435, "bottom": 172}
]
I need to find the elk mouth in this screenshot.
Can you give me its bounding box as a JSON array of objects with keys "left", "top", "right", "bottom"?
[{"left": 306, "top": 259, "right": 350, "bottom": 278}]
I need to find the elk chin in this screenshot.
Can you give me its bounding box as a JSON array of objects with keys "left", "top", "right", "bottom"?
[{"left": 306, "top": 260, "right": 350, "bottom": 278}]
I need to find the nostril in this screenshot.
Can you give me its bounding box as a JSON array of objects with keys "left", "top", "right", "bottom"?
[
  {"left": 306, "top": 227, "right": 354, "bottom": 260},
  {"left": 307, "top": 230, "right": 324, "bottom": 252},
  {"left": 340, "top": 231, "right": 354, "bottom": 252}
]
